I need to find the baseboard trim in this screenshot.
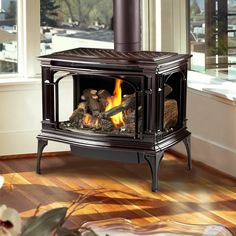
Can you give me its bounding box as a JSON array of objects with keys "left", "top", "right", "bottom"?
[
  {"left": 167, "top": 149, "right": 236, "bottom": 183},
  {"left": 0, "top": 151, "right": 72, "bottom": 160}
]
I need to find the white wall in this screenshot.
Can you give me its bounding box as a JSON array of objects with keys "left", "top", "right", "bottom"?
[
  {"left": 173, "top": 89, "right": 236, "bottom": 178},
  {"left": 0, "top": 80, "right": 72, "bottom": 156}
]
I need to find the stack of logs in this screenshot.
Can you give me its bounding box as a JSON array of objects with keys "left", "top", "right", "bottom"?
[
  {"left": 61, "top": 84, "right": 178, "bottom": 134},
  {"left": 68, "top": 88, "right": 139, "bottom": 133}
]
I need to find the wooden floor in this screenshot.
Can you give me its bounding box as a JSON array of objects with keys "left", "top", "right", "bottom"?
[{"left": 0, "top": 152, "right": 236, "bottom": 234}]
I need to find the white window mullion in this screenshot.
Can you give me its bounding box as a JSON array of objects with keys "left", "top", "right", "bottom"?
[
  {"left": 22, "top": 0, "right": 40, "bottom": 78},
  {"left": 142, "top": 0, "right": 157, "bottom": 51},
  {"left": 160, "top": 0, "right": 187, "bottom": 53},
  {"left": 172, "top": 0, "right": 188, "bottom": 54},
  {"left": 155, "top": 0, "right": 162, "bottom": 51},
  {"left": 17, "top": 0, "right": 24, "bottom": 76},
  {"left": 145, "top": 0, "right": 188, "bottom": 54}
]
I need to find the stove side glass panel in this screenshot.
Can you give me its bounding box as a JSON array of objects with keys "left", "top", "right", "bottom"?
[{"left": 162, "top": 70, "right": 187, "bottom": 135}]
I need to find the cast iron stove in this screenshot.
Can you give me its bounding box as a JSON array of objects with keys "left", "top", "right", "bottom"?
[{"left": 36, "top": 47, "right": 192, "bottom": 192}]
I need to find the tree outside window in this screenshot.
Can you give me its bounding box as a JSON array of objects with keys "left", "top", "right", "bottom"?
[{"left": 40, "top": 0, "right": 113, "bottom": 55}]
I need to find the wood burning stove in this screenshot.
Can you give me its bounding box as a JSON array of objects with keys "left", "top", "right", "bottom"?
[
  {"left": 36, "top": 0, "right": 192, "bottom": 192},
  {"left": 37, "top": 48, "right": 191, "bottom": 192}
]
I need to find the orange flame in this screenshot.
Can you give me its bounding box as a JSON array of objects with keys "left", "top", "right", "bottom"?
[
  {"left": 105, "top": 79, "right": 124, "bottom": 128},
  {"left": 83, "top": 113, "right": 92, "bottom": 126}
]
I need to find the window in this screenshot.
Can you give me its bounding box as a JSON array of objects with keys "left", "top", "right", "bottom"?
[
  {"left": 190, "top": 0, "right": 236, "bottom": 81},
  {"left": 40, "top": 0, "right": 113, "bottom": 55},
  {"left": 0, "top": 0, "right": 17, "bottom": 74},
  {"left": 0, "top": 0, "right": 149, "bottom": 78}
]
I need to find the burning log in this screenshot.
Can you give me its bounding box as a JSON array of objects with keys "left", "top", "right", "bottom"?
[
  {"left": 82, "top": 88, "right": 100, "bottom": 115},
  {"left": 97, "top": 89, "right": 111, "bottom": 100},
  {"left": 97, "top": 89, "right": 111, "bottom": 112},
  {"left": 69, "top": 101, "right": 88, "bottom": 123},
  {"left": 82, "top": 113, "right": 101, "bottom": 129},
  {"left": 81, "top": 95, "right": 98, "bottom": 100},
  {"left": 124, "top": 106, "right": 142, "bottom": 124},
  {"left": 99, "top": 98, "right": 108, "bottom": 112},
  {"left": 88, "top": 99, "right": 101, "bottom": 115},
  {"left": 81, "top": 89, "right": 97, "bottom": 100},
  {"left": 100, "top": 119, "right": 114, "bottom": 132},
  {"left": 83, "top": 88, "right": 97, "bottom": 97},
  {"left": 78, "top": 101, "right": 87, "bottom": 111},
  {"left": 122, "top": 94, "right": 133, "bottom": 101},
  {"left": 81, "top": 113, "right": 114, "bottom": 131},
  {"left": 101, "top": 93, "right": 136, "bottom": 118}
]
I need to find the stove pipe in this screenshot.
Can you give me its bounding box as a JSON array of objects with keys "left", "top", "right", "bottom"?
[{"left": 113, "top": 0, "right": 141, "bottom": 52}]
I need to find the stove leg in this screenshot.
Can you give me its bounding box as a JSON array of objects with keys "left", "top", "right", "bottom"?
[
  {"left": 144, "top": 151, "right": 164, "bottom": 192},
  {"left": 183, "top": 135, "right": 192, "bottom": 170},
  {"left": 36, "top": 138, "right": 48, "bottom": 174}
]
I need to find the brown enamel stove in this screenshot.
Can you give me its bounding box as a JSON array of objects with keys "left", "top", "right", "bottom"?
[
  {"left": 36, "top": 47, "right": 191, "bottom": 192},
  {"left": 36, "top": 0, "right": 191, "bottom": 192}
]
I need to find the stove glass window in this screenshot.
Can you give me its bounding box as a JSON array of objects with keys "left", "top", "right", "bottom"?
[{"left": 58, "top": 73, "right": 143, "bottom": 137}]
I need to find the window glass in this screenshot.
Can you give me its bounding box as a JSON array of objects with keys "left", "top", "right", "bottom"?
[
  {"left": 0, "top": 0, "right": 17, "bottom": 74},
  {"left": 40, "top": 0, "right": 113, "bottom": 55},
  {"left": 190, "top": 0, "right": 236, "bottom": 81}
]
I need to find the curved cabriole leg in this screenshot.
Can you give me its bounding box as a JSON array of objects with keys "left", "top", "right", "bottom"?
[
  {"left": 144, "top": 151, "right": 164, "bottom": 192},
  {"left": 36, "top": 139, "right": 48, "bottom": 174},
  {"left": 183, "top": 135, "right": 192, "bottom": 170}
]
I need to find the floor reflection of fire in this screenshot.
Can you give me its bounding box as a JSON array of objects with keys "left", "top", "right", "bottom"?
[{"left": 61, "top": 79, "right": 140, "bottom": 134}]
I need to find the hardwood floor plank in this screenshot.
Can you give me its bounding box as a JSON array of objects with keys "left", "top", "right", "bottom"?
[{"left": 0, "top": 152, "right": 236, "bottom": 234}]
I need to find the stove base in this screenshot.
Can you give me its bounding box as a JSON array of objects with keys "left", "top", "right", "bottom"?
[{"left": 36, "top": 129, "right": 191, "bottom": 192}]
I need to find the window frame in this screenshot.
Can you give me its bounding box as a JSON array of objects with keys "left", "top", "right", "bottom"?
[
  {"left": 189, "top": 0, "right": 236, "bottom": 76},
  {"left": 0, "top": 0, "right": 156, "bottom": 80},
  {"left": 0, "top": 0, "right": 41, "bottom": 79},
  {"left": 20, "top": 0, "right": 41, "bottom": 78},
  {"left": 187, "top": 0, "right": 236, "bottom": 102}
]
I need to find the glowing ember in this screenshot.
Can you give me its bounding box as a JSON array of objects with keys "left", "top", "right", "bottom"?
[
  {"left": 105, "top": 79, "right": 124, "bottom": 128},
  {"left": 83, "top": 113, "right": 92, "bottom": 125},
  {"left": 82, "top": 113, "right": 100, "bottom": 129},
  {"left": 95, "top": 118, "right": 100, "bottom": 129}
]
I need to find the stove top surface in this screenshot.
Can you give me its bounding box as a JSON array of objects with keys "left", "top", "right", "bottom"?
[{"left": 39, "top": 48, "right": 180, "bottom": 62}]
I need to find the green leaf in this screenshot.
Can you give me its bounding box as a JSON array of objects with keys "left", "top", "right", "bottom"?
[
  {"left": 21, "top": 216, "right": 38, "bottom": 231},
  {"left": 21, "top": 207, "right": 67, "bottom": 236},
  {"left": 57, "top": 227, "right": 81, "bottom": 236}
]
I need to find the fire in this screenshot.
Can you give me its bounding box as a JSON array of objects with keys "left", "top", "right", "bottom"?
[
  {"left": 82, "top": 113, "right": 100, "bottom": 129},
  {"left": 83, "top": 113, "right": 92, "bottom": 126},
  {"left": 105, "top": 79, "right": 124, "bottom": 128}
]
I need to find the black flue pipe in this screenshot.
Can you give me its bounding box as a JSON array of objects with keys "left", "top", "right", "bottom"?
[{"left": 113, "top": 0, "right": 141, "bottom": 52}]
